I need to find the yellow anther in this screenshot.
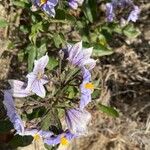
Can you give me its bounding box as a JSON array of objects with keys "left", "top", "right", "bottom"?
[
  {"left": 40, "top": 0, "right": 47, "bottom": 5},
  {"left": 84, "top": 82, "right": 94, "bottom": 90},
  {"left": 60, "top": 137, "right": 69, "bottom": 146},
  {"left": 33, "top": 134, "right": 40, "bottom": 141}
]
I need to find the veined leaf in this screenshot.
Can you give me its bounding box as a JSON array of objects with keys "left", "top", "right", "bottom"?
[{"left": 98, "top": 104, "right": 119, "bottom": 117}]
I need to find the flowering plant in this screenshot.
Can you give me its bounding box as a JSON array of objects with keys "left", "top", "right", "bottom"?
[{"left": 0, "top": 0, "right": 141, "bottom": 149}]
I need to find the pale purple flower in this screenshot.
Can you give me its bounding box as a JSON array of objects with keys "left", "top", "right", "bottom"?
[
  {"left": 106, "top": 3, "right": 115, "bottom": 22},
  {"left": 65, "top": 108, "right": 91, "bottom": 135},
  {"left": 66, "top": 41, "right": 96, "bottom": 70},
  {"left": 127, "top": 5, "right": 140, "bottom": 22},
  {"left": 68, "top": 0, "right": 84, "bottom": 10},
  {"left": 25, "top": 54, "right": 49, "bottom": 98},
  {"left": 44, "top": 130, "right": 75, "bottom": 146},
  {"left": 80, "top": 67, "right": 94, "bottom": 109},
  {"left": 3, "top": 90, "right": 25, "bottom": 134},
  {"left": 8, "top": 80, "right": 32, "bottom": 98},
  {"left": 106, "top": 0, "right": 140, "bottom": 22},
  {"left": 32, "top": 0, "right": 58, "bottom": 17}
]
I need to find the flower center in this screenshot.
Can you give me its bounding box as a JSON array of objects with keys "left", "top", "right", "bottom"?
[
  {"left": 84, "top": 82, "right": 94, "bottom": 90},
  {"left": 37, "top": 71, "right": 43, "bottom": 80},
  {"left": 40, "top": 0, "right": 47, "bottom": 5},
  {"left": 60, "top": 137, "right": 69, "bottom": 146},
  {"left": 33, "top": 134, "right": 40, "bottom": 141}
]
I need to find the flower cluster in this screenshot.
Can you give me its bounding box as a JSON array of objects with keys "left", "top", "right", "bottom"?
[
  {"left": 106, "top": 0, "right": 140, "bottom": 23},
  {"left": 32, "top": 0, "right": 85, "bottom": 16},
  {"left": 3, "top": 41, "right": 96, "bottom": 148},
  {"left": 68, "top": 0, "right": 84, "bottom": 10}
]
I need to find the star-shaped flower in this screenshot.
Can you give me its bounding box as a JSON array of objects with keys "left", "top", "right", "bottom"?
[
  {"left": 66, "top": 41, "right": 96, "bottom": 70},
  {"left": 32, "top": 0, "right": 58, "bottom": 17},
  {"left": 25, "top": 54, "right": 49, "bottom": 98}
]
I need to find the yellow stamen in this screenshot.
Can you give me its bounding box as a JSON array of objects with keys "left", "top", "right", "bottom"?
[
  {"left": 40, "top": 0, "right": 47, "bottom": 5},
  {"left": 33, "top": 134, "right": 40, "bottom": 141},
  {"left": 84, "top": 82, "right": 94, "bottom": 90},
  {"left": 60, "top": 137, "right": 69, "bottom": 146},
  {"left": 37, "top": 71, "right": 43, "bottom": 80}
]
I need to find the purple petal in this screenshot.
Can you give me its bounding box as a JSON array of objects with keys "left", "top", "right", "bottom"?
[
  {"left": 68, "top": 41, "right": 82, "bottom": 62},
  {"left": 33, "top": 54, "right": 49, "bottom": 75},
  {"left": 69, "top": 1, "right": 78, "bottom": 9},
  {"left": 65, "top": 41, "right": 96, "bottom": 70},
  {"left": 127, "top": 5, "right": 140, "bottom": 22},
  {"left": 106, "top": 3, "right": 115, "bottom": 22},
  {"left": 8, "top": 80, "right": 32, "bottom": 98},
  {"left": 65, "top": 108, "right": 91, "bottom": 135},
  {"left": 80, "top": 93, "right": 91, "bottom": 110},
  {"left": 3, "top": 91, "right": 24, "bottom": 134},
  {"left": 31, "top": 80, "right": 46, "bottom": 98},
  {"left": 81, "top": 58, "right": 96, "bottom": 70}
]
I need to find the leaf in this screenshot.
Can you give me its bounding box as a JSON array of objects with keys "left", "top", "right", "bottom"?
[
  {"left": 83, "top": 0, "right": 97, "bottom": 23},
  {"left": 123, "top": 24, "right": 141, "bottom": 38},
  {"left": 27, "top": 45, "right": 37, "bottom": 72},
  {"left": 0, "top": 18, "right": 8, "bottom": 28},
  {"left": 53, "top": 33, "right": 64, "bottom": 48},
  {"left": 9, "top": 135, "right": 33, "bottom": 148},
  {"left": 0, "top": 120, "right": 13, "bottom": 133},
  {"left": 44, "top": 144, "right": 57, "bottom": 150},
  {"left": 41, "top": 108, "right": 62, "bottom": 134},
  {"left": 66, "top": 86, "right": 77, "bottom": 99},
  {"left": 93, "top": 45, "right": 113, "bottom": 57},
  {"left": 26, "top": 106, "right": 46, "bottom": 120},
  {"left": 37, "top": 43, "right": 47, "bottom": 59},
  {"left": 46, "top": 57, "right": 58, "bottom": 71},
  {"left": 12, "top": 1, "right": 28, "bottom": 8},
  {"left": 98, "top": 104, "right": 119, "bottom": 117},
  {"left": 29, "top": 22, "right": 43, "bottom": 44},
  {"left": 83, "top": 2, "right": 93, "bottom": 23}
]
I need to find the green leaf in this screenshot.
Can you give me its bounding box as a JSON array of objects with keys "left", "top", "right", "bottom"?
[
  {"left": 66, "top": 86, "right": 76, "bottom": 99},
  {"left": 93, "top": 45, "right": 113, "bottom": 57},
  {"left": 0, "top": 18, "right": 8, "bottom": 28},
  {"left": 12, "top": 0, "right": 28, "bottom": 8},
  {"left": 41, "top": 108, "right": 62, "bottom": 133},
  {"left": 46, "top": 57, "right": 58, "bottom": 71},
  {"left": 83, "top": 2, "right": 93, "bottom": 23},
  {"left": 44, "top": 144, "right": 57, "bottom": 150},
  {"left": 27, "top": 45, "right": 37, "bottom": 72},
  {"left": 9, "top": 135, "right": 33, "bottom": 148},
  {"left": 123, "top": 24, "right": 141, "bottom": 38},
  {"left": 98, "top": 104, "right": 119, "bottom": 117},
  {"left": 29, "top": 22, "right": 43, "bottom": 44},
  {"left": 0, "top": 120, "right": 13, "bottom": 133},
  {"left": 37, "top": 43, "right": 47, "bottom": 59},
  {"left": 26, "top": 106, "right": 46, "bottom": 120},
  {"left": 53, "top": 33, "right": 64, "bottom": 48}
]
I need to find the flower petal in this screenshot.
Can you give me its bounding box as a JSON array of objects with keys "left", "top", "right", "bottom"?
[
  {"left": 80, "top": 94, "right": 91, "bottom": 110},
  {"left": 68, "top": 41, "right": 82, "bottom": 62},
  {"left": 8, "top": 80, "right": 32, "bottom": 98},
  {"left": 65, "top": 108, "right": 91, "bottom": 135},
  {"left": 33, "top": 54, "right": 49, "bottom": 74},
  {"left": 31, "top": 80, "right": 46, "bottom": 98},
  {"left": 3, "top": 91, "right": 24, "bottom": 134}
]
